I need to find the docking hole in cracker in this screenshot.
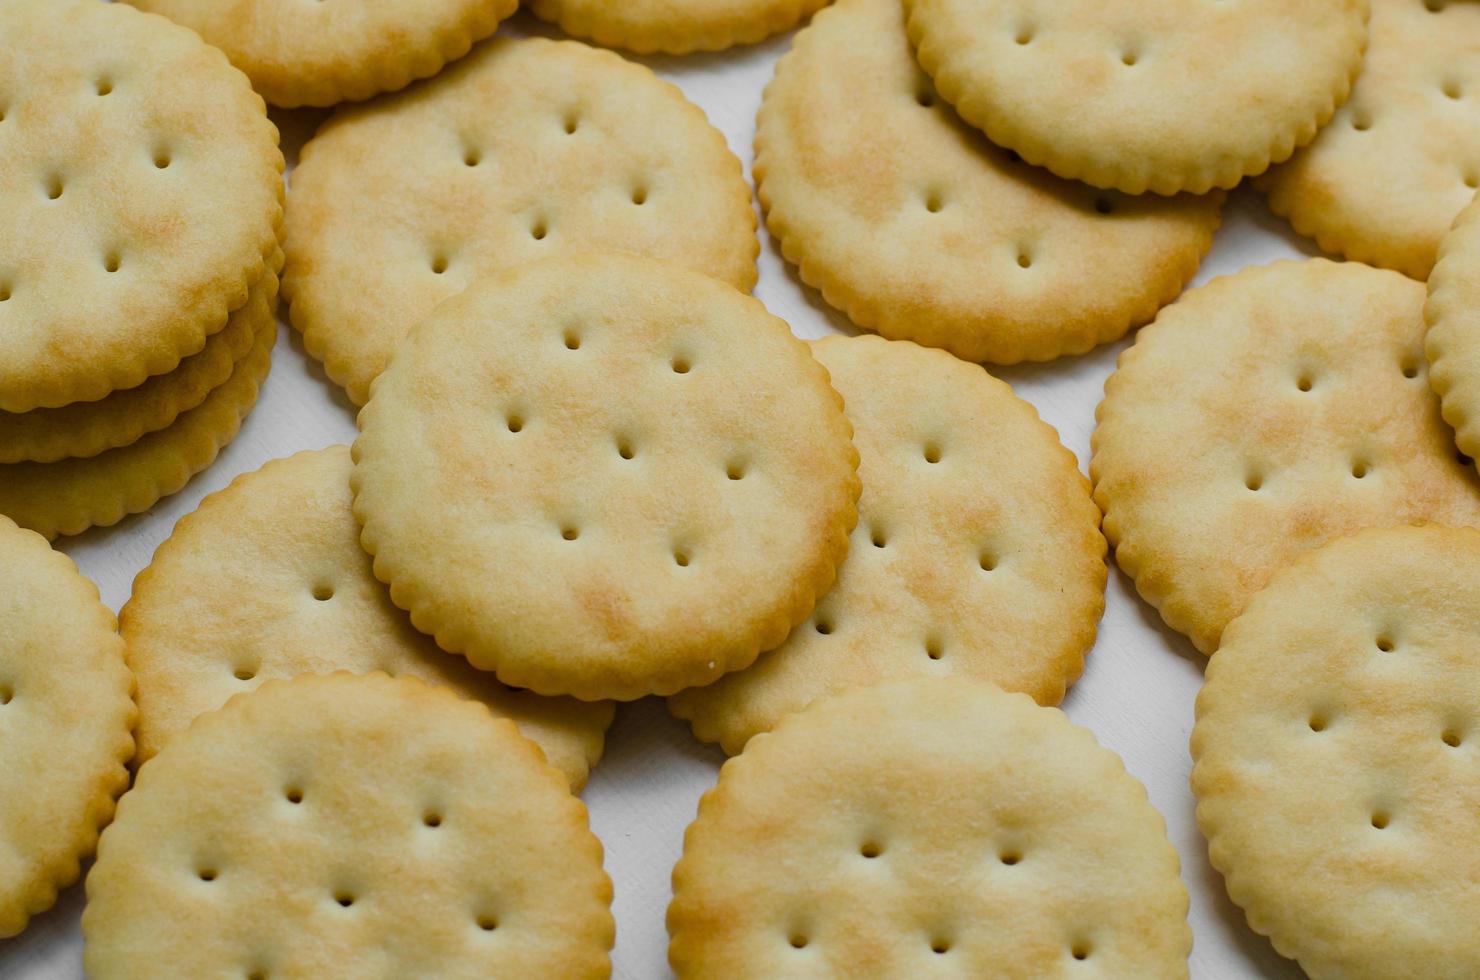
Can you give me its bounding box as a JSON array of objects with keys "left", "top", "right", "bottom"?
[
  {"left": 1092, "top": 259, "right": 1480, "bottom": 655},
  {"left": 669, "top": 679, "right": 1191, "bottom": 978},
  {"left": 1194, "top": 525, "right": 1480, "bottom": 978},
  {"left": 0, "top": 0, "right": 282, "bottom": 413},
  {"left": 1261, "top": 0, "right": 1480, "bottom": 280},
  {"left": 82, "top": 673, "right": 614, "bottom": 978},
  {"left": 530, "top": 0, "right": 828, "bottom": 55},
  {"left": 283, "top": 36, "right": 757, "bottom": 405},
  {"left": 903, "top": 0, "right": 1369, "bottom": 195},
  {"left": 669, "top": 335, "right": 1106, "bottom": 755},
  {"left": 0, "top": 515, "right": 135, "bottom": 939},
  {"left": 351, "top": 251, "right": 859, "bottom": 702},
  {"left": 121, "top": 446, "right": 612, "bottom": 789},
  {"left": 753, "top": 0, "right": 1223, "bottom": 365},
  {"left": 126, "top": 0, "right": 517, "bottom": 108}
]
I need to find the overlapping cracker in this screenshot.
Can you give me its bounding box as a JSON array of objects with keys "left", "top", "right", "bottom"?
[
  {"left": 754, "top": 0, "right": 1223, "bottom": 364},
  {"left": 670, "top": 336, "right": 1105, "bottom": 754},
  {"left": 0, "top": 0, "right": 282, "bottom": 412},
  {"left": 531, "top": 0, "right": 828, "bottom": 55},
  {"left": 0, "top": 318, "right": 275, "bottom": 540},
  {"left": 352, "top": 252, "right": 859, "bottom": 702},
  {"left": 0, "top": 516, "right": 135, "bottom": 938},
  {"left": 126, "top": 0, "right": 516, "bottom": 108},
  {"left": 283, "top": 37, "right": 757, "bottom": 405},
  {"left": 83, "top": 673, "right": 614, "bottom": 978},
  {"left": 0, "top": 259, "right": 279, "bottom": 465},
  {"left": 905, "top": 0, "right": 1368, "bottom": 195},
  {"left": 1093, "top": 259, "right": 1480, "bottom": 655},
  {"left": 669, "top": 679, "right": 1191, "bottom": 977},
  {"left": 1261, "top": 0, "right": 1480, "bottom": 279},
  {"left": 1194, "top": 525, "right": 1480, "bottom": 977},
  {"left": 1427, "top": 193, "right": 1480, "bottom": 462},
  {"left": 122, "top": 446, "right": 613, "bottom": 789}
]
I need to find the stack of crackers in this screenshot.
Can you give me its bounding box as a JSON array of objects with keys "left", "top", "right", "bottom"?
[
  {"left": 4, "top": 0, "right": 1480, "bottom": 976},
  {"left": 0, "top": 2, "right": 283, "bottom": 541}
]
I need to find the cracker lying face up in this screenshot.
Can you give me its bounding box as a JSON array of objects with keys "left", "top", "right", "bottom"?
[
  {"left": 0, "top": 0, "right": 281, "bottom": 412},
  {"left": 1194, "top": 524, "right": 1480, "bottom": 978},
  {"left": 83, "top": 674, "right": 614, "bottom": 978},
  {"left": 755, "top": 0, "right": 1223, "bottom": 364},
  {"left": 669, "top": 679, "right": 1192, "bottom": 978},
  {"left": 1093, "top": 259, "right": 1480, "bottom": 655},
  {"left": 904, "top": 0, "right": 1369, "bottom": 195},
  {"left": 283, "top": 37, "right": 758, "bottom": 406},
  {"left": 670, "top": 335, "right": 1106, "bottom": 754},
  {"left": 0, "top": 516, "right": 134, "bottom": 939},
  {"left": 1261, "top": 0, "right": 1480, "bottom": 279},
  {"left": 121, "top": 446, "right": 613, "bottom": 790},
  {"left": 351, "top": 252, "right": 860, "bottom": 702}
]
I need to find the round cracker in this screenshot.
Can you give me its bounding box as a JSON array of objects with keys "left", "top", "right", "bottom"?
[
  {"left": 283, "top": 36, "right": 757, "bottom": 406},
  {"left": 0, "top": 516, "right": 135, "bottom": 938},
  {"left": 1427, "top": 193, "right": 1480, "bottom": 462},
  {"left": 126, "top": 0, "right": 516, "bottom": 109},
  {"left": 0, "top": 258, "right": 279, "bottom": 465},
  {"left": 1193, "top": 524, "right": 1480, "bottom": 978},
  {"left": 0, "top": 0, "right": 282, "bottom": 412},
  {"left": 668, "top": 679, "right": 1191, "bottom": 977},
  {"left": 904, "top": 0, "right": 1368, "bottom": 195},
  {"left": 1092, "top": 259, "right": 1480, "bottom": 655},
  {"left": 352, "top": 251, "right": 860, "bottom": 702},
  {"left": 122, "top": 446, "right": 613, "bottom": 789},
  {"left": 530, "top": 0, "right": 826, "bottom": 55},
  {"left": 669, "top": 336, "right": 1105, "bottom": 754},
  {"left": 754, "top": 0, "right": 1223, "bottom": 364},
  {"left": 82, "top": 673, "right": 614, "bottom": 978},
  {"left": 0, "top": 316, "right": 275, "bottom": 540},
  {"left": 1261, "top": 0, "right": 1480, "bottom": 280}
]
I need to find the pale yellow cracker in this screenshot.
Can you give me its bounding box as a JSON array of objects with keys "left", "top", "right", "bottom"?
[
  {"left": 1092, "top": 259, "right": 1480, "bottom": 655},
  {"left": 1193, "top": 524, "right": 1480, "bottom": 979},
  {"left": 353, "top": 252, "right": 859, "bottom": 702},
  {"left": 83, "top": 673, "right": 614, "bottom": 978},
  {"left": 1261, "top": 0, "right": 1480, "bottom": 280},
  {"left": 126, "top": 0, "right": 516, "bottom": 109},
  {"left": 122, "top": 446, "right": 613, "bottom": 789},
  {"left": 1428, "top": 193, "right": 1480, "bottom": 463},
  {"left": 670, "top": 336, "right": 1105, "bottom": 754},
  {"left": 531, "top": 0, "right": 827, "bottom": 55},
  {"left": 669, "top": 679, "right": 1191, "bottom": 978},
  {"left": 0, "top": 515, "right": 135, "bottom": 938},
  {"left": 0, "top": 259, "right": 278, "bottom": 465},
  {"left": 754, "top": 0, "right": 1222, "bottom": 364},
  {"left": 0, "top": 318, "right": 275, "bottom": 540},
  {"left": 0, "top": 0, "right": 282, "bottom": 412},
  {"left": 283, "top": 36, "right": 757, "bottom": 405},
  {"left": 904, "top": 0, "right": 1368, "bottom": 195}
]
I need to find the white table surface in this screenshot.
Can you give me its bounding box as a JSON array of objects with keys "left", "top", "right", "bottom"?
[{"left": 3, "top": 13, "right": 1321, "bottom": 979}]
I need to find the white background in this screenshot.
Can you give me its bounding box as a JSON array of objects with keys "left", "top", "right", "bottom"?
[{"left": 3, "top": 14, "right": 1319, "bottom": 978}]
